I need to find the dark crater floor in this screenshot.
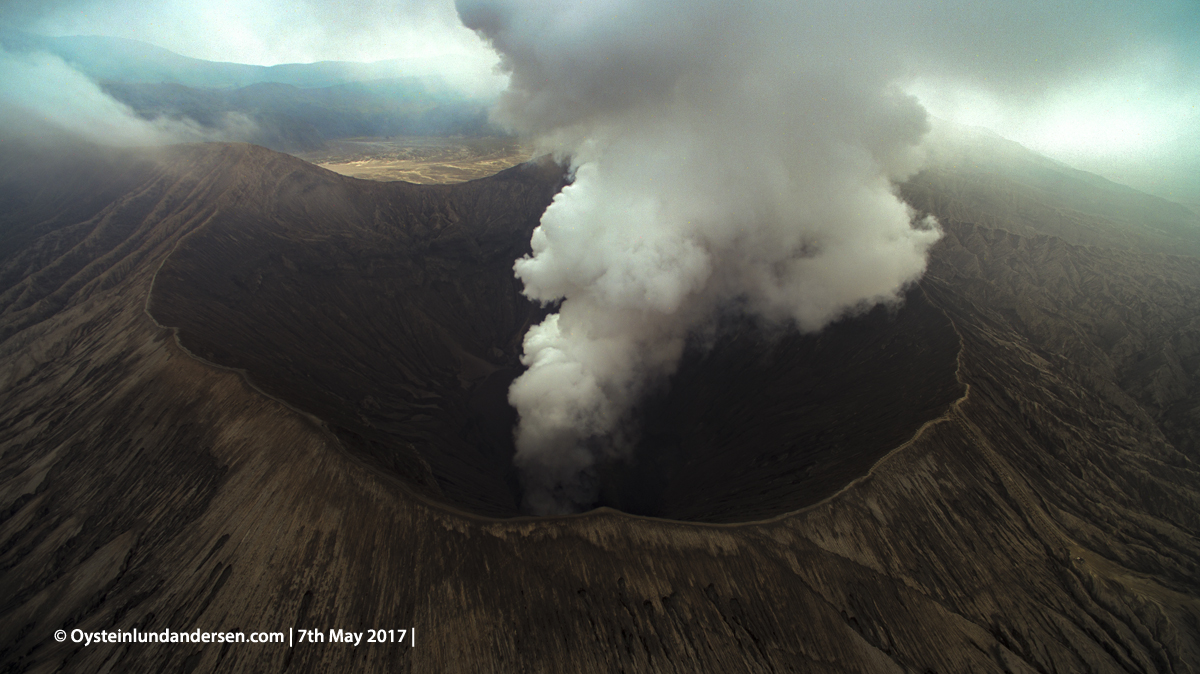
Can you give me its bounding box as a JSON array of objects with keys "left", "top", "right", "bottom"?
[
  {"left": 601, "top": 289, "right": 963, "bottom": 523},
  {"left": 150, "top": 158, "right": 964, "bottom": 522}
]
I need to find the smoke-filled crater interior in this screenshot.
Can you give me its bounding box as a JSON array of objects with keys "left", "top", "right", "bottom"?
[{"left": 149, "top": 166, "right": 963, "bottom": 523}]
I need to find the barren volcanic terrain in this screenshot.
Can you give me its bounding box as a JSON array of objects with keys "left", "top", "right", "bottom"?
[
  {"left": 1, "top": 137, "right": 1199, "bottom": 672},
  {"left": 294, "top": 136, "right": 532, "bottom": 184}
]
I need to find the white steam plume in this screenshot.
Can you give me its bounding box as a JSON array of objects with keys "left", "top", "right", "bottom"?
[{"left": 458, "top": 0, "right": 942, "bottom": 514}]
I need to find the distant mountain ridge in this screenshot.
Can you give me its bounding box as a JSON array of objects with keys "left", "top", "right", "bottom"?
[
  {"left": 0, "top": 28, "right": 463, "bottom": 89},
  {"left": 0, "top": 28, "right": 503, "bottom": 152},
  {"left": 100, "top": 79, "right": 496, "bottom": 152}
]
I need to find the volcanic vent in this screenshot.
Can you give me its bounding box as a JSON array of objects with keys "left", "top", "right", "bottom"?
[{"left": 149, "top": 147, "right": 963, "bottom": 522}]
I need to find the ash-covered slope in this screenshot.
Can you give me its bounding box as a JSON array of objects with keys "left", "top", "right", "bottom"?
[
  {"left": 1, "top": 140, "right": 1199, "bottom": 673},
  {"left": 902, "top": 122, "right": 1200, "bottom": 257}
]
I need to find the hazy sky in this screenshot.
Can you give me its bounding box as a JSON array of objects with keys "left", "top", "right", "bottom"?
[
  {"left": 3, "top": 0, "right": 491, "bottom": 65},
  {"left": 1, "top": 0, "right": 1197, "bottom": 201},
  {"left": 902, "top": 2, "right": 1200, "bottom": 203}
]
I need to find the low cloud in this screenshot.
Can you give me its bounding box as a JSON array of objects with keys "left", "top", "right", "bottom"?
[{"left": 0, "top": 48, "right": 257, "bottom": 146}]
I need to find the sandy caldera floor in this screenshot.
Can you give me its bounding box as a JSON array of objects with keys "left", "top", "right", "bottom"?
[{"left": 296, "top": 136, "right": 535, "bottom": 184}]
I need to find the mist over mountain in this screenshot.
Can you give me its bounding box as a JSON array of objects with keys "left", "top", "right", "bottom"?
[
  {"left": 100, "top": 79, "right": 496, "bottom": 152},
  {"left": 0, "top": 29, "right": 501, "bottom": 151},
  {"left": 0, "top": 28, "right": 486, "bottom": 90},
  {"left": 909, "top": 120, "right": 1200, "bottom": 257}
]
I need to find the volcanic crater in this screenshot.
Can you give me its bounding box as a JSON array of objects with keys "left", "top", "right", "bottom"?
[
  {"left": 7, "top": 139, "right": 1200, "bottom": 673},
  {"left": 149, "top": 150, "right": 964, "bottom": 522}
]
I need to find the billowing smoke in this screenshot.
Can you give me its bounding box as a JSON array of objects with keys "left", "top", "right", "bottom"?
[
  {"left": 458, "top": 0, "right": 943, "bottom": 514},
  {"left": 0, "top": 48, "right": 257, "bottom": 146}
]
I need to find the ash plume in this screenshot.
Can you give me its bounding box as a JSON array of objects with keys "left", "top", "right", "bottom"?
[{"left": 458, "top": 0, "right": 943, "bottom": 514}]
